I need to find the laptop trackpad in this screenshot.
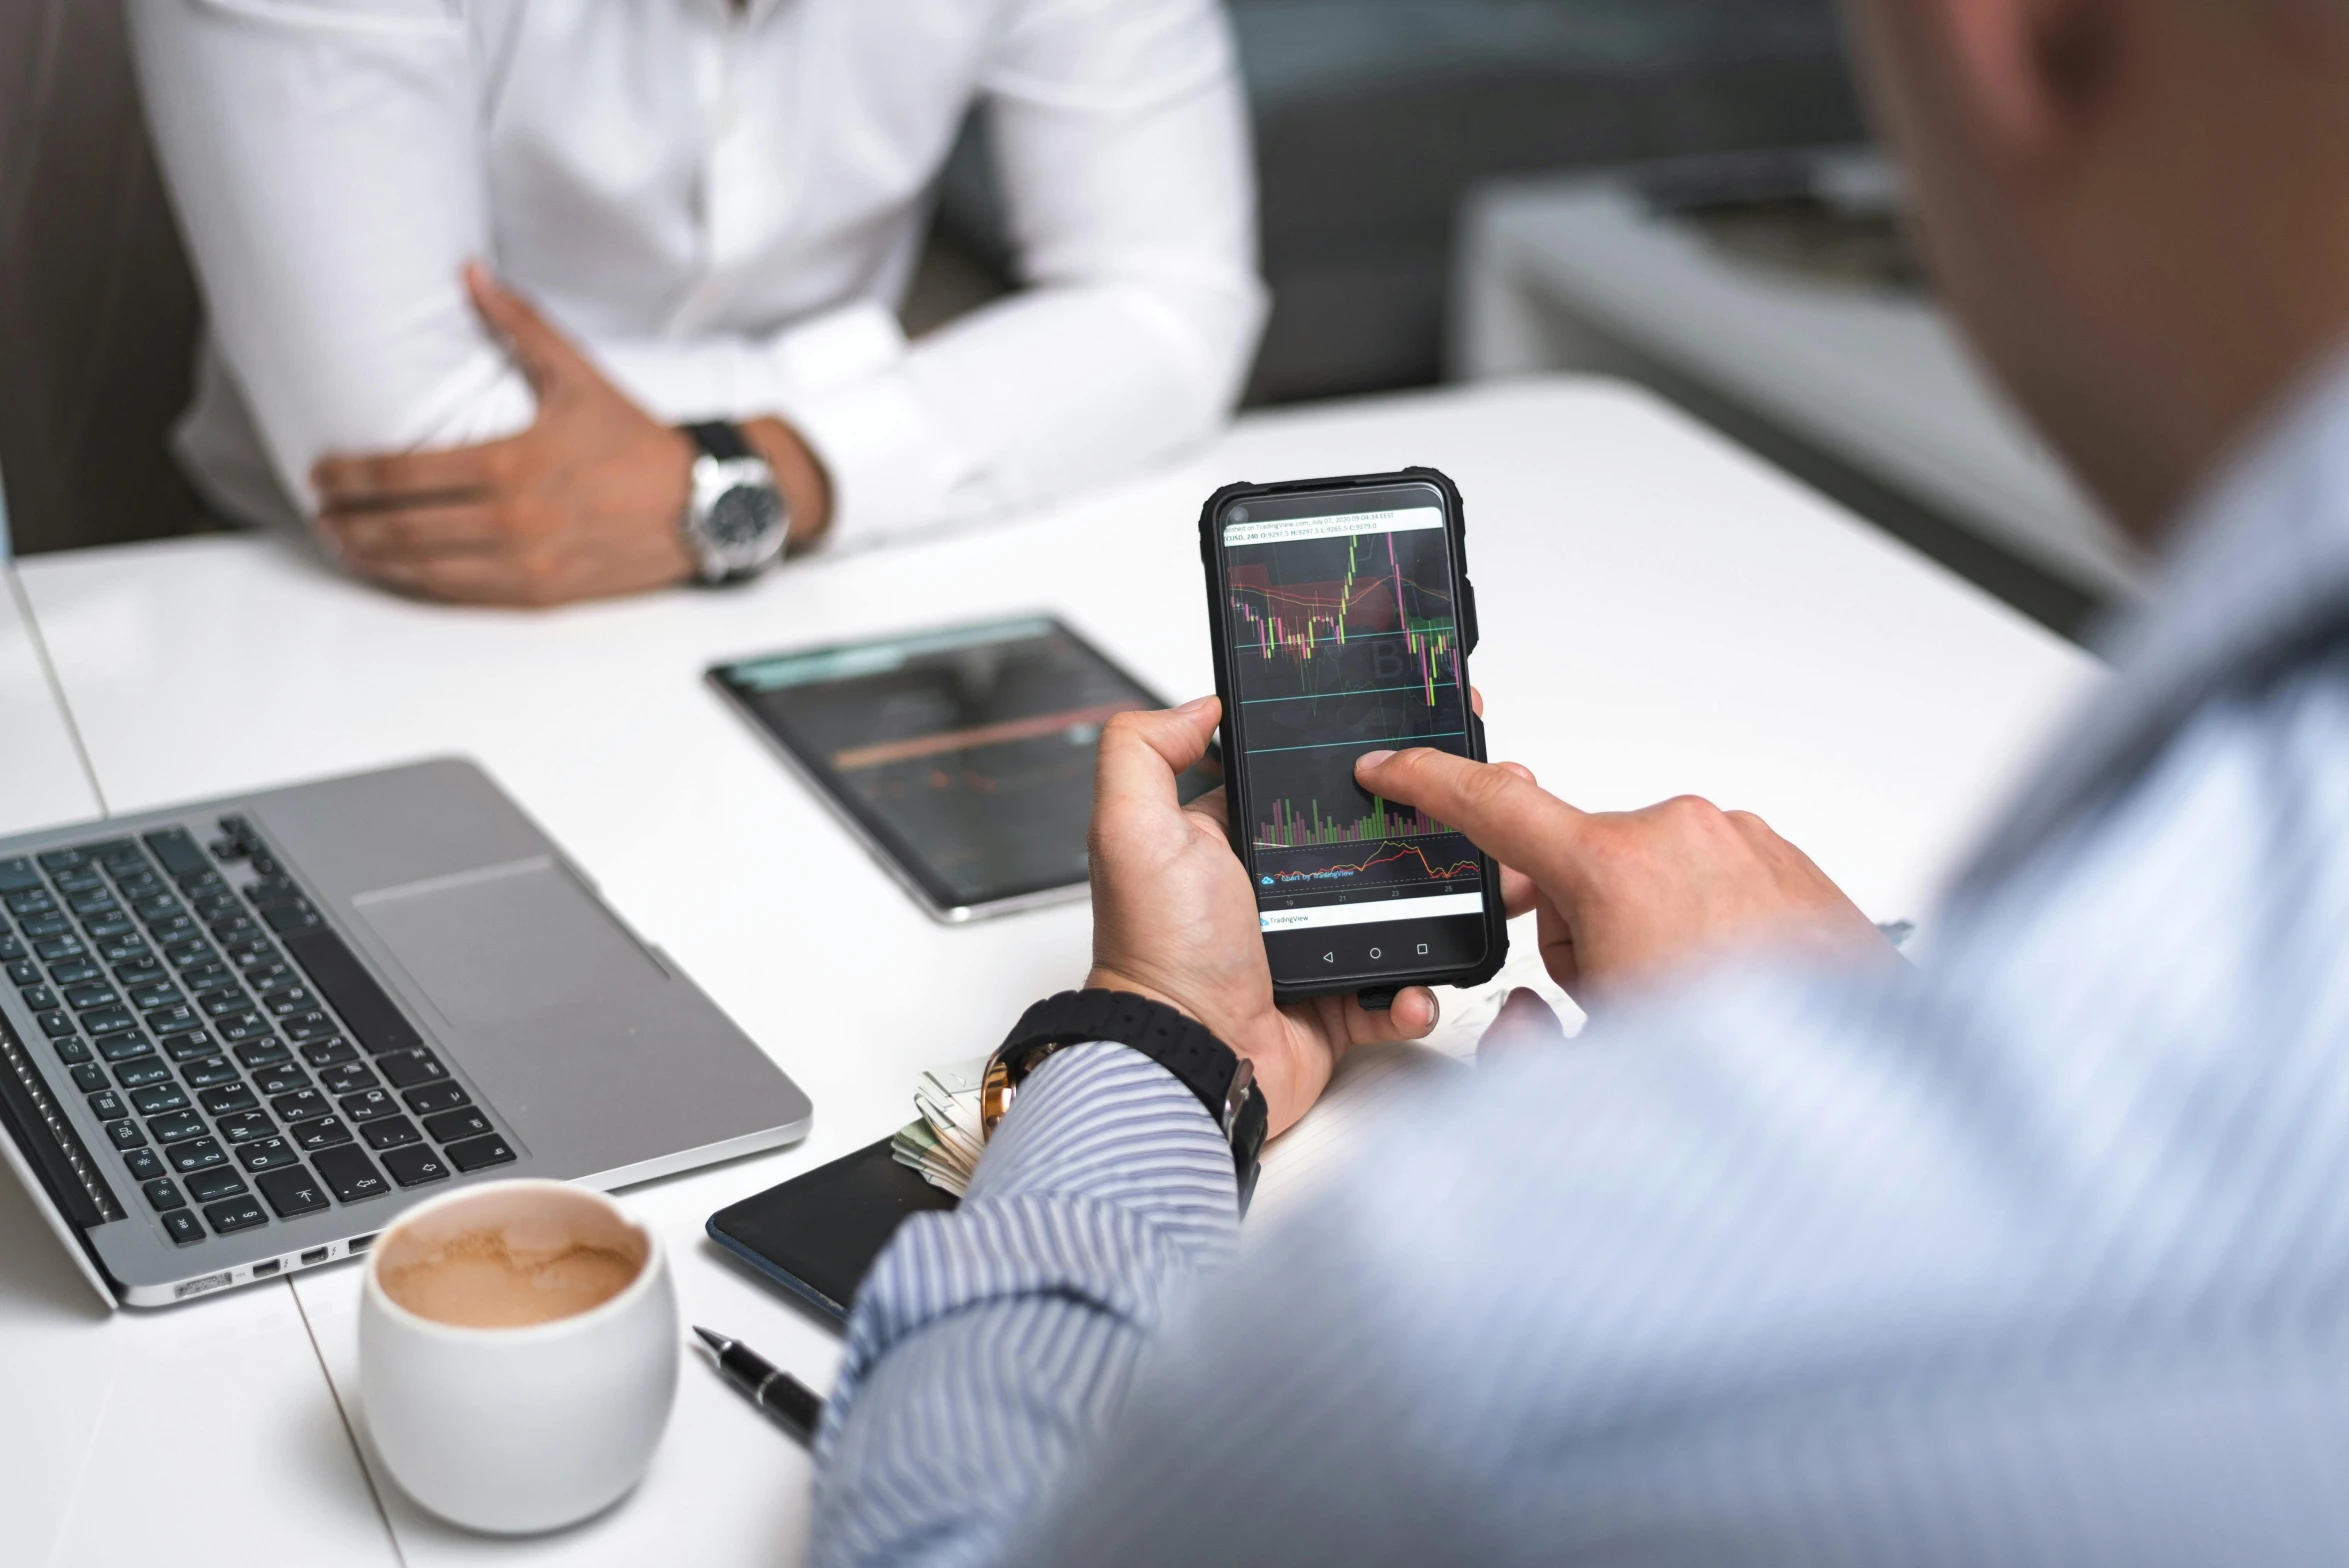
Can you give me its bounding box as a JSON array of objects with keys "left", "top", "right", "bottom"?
[{"left": 355, "top": 859, "right": 663, "bottom": 1026}]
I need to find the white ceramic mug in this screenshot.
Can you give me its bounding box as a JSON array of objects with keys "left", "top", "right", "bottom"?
[{"left": 359, "top": 1179, "right": 678, "bottom": 1534}]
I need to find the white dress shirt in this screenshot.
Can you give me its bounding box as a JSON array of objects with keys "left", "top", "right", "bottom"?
[{"left": 128, "top": 0, "right": 1265, "bottom": 547}]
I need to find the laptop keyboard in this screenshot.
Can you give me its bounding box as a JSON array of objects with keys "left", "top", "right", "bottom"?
[{"left": 0, "top": 816, "right": 515, "bottom": 1248}]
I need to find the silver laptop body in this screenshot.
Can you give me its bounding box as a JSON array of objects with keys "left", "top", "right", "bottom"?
[{"left": 0, "top": 757, "right": 811, "bottom": 1307}]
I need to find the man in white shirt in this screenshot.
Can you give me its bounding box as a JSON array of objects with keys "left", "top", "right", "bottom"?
[{"left": 128, "top": 0, "right": 1263, "bottom": 604}]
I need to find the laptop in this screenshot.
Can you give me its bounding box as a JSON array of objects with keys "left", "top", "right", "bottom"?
[{"left": 0, "top": 757, "right": 812, "bottom": 1308}]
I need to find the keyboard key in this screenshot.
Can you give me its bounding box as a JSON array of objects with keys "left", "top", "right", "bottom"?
[
  {"left": 244, "top": 877, "right": 301, "bottom": 909},
  {"left": 36, "top": 848, "right": 83, "bottom": 872},
  {"left": 210, "top": 915, "right": 261, "bottom": 944},
  {"left": 184, "top": 967, "right": 236, "bottom": 998},
  {"left": 217, "top": 1013, "right": 272, "bottom": 1044},
  {"left": 445, "top": 1133, "right": 517, "bottom": 1172},
  {"left": 162, "top": 1209, "right": 204, "bottom": 1245},
  {"left": 63, "top": 983, "right": 116, "bottom": 1010},
  {"left": 35, "top": 1009, "right": 74, "bottom": 1036},
  {"left": 81, "top": 1007, "right": 134, "bottom": 1036},
  {"left": 291, "top": 1116, "right": 352, "bottom": 1151},
  {"left": 251, "top": 1063, "right": 309, "bottom": 1097},
  {"left": 19, "top": 984, "right": 56, "bottom": 1011},
  {"left": 243, "top": 961, "right": 294, "bottom": 990},
  {"left": 270, "top": 1089, "right": 328, "bottom": 1123},
  {"left": 191, "top": 893, "right": 240, "bottom": 923},
  {"left": 49, "top": 1035, "right": 90, "bottom": 1065},
  {"left": 185, "top": 1166, "right": 247, "bottom": 1203},
  {"left": 166, "top": 1137, "right": 228, "bottom": 1174},
  {"left": 319, "top": 1062, "right": 380, "bottom": 1096},
  {"left": 197, "top": 988, "right": 250, "bottom": 1018},
  {"left": 97, "top": 1033, "right": 155, "bottom": 1064},
  {"left": 282, "top": 1012, "right": 337, "bottom": 1045},
  {"left": 263, "top": 902, "right": 323, "bottom": 935},
  {"left": 24, "top": 915, "right": 72, "bottom": 939},
  {"left": 142, "top": 1177, "right": 186, "bottom": 1212},
  {"left": 0, "top": 858, "right": 37, "bottom": 891},
  {"left": 97, "top": 936, "right": 150, "bottom": 963},
  {"left": 3, "top": 888, "right": 54, "bottom": 915},
  {"left": 375, "top": 1048, "right": 448, "bottom": 1090},
  {"left": 362, "top": 1115, "right": 422, "bottom": 1151},
  {"left": 402, "top": 1082, "right": 470, "bottom": 1116},
  {"left": 122, "top": 1146, "right": 165, "bottom": 1181},
  {"left": 237, "top": 1137, "right": 302, "bottom": 1173},
  {"left": 198, "top": 1083, "right": 260, "bottom": 1117},
  {"left": 147, "top": 1110, "right": 205, "bottom": 1144},
  {"left": 257, "top": 1165, "right": 330, "bottom": 1217},
  {"left": 234, "top": 1039, "right": 293, "bottom": 1070},
  {"left": 0, "top": 935, "right": 21, "bottom": 961},
  {"left": 33, "top": 936, "right": 82, "bottom": 962},
  {"left": 340, "top": 1089, "right": 397, "bottom": 1123},
  {"left": 281, "top": 927, "right": 422, "bottom": 1055},
  {"left": 70, "top": 1063, "right": 108, "bottom": 1093},
  {"left": 143, "top": 830, "right": 208, "bottom": 877},
  {"left": 130, "top": 1082, "right": 189, "bottom": 1116},
  {"left": 181, "top": 1056, "right": 241, "bottom": 1089},
  {"left": 81, "top": 914, "right": 136, "bottom": 940},
  {"left": 162, "top": 1029, "right": 217, "bottom": 1063},
  {"left": 262, "top": 987, "right": 319, "bottom": 1016},
  {"left": 299, "top": 1037, "right": 359, "bottom": 1068},
  {"left": 223, "top": 940, "right": 273, "bottom": 969},
  {"left": 203, "top": 1195, "right": 268, "bottom": 1234},
  {"left": 215, "top": 1111, "right": 276, "bottom": 1143},
  {"left": 149, "top": 916, "right": 199, "bottom": 943},
  {"left": 107, "top": 1120, "right": 147, "bottom": 1150},
  {"left": 312, "top": 1145, "right": 390, "bottom": 1203},
  {"left": 144, "top": 1005, "right": 201, "bottom": 1036},
  {"left": 5, "top": 958, "right": 34, "bottom": 985},
  {"left": 422, "top": 1107, "right": 492, "bottom": 1144},
  {"left": 128, "top": 982, "right": 182, "bottom": 1010},
  {"left": 88, "top": 1090, "right": 127, "bottom": 1120},
  {"left": 49, "top": 957, "right": 101, "bottom": 985},
  {"left": 380, "top": 1145, "right": 449, "bottom": 1188},
  {"left": 163, "top": 939, "right": 215, "bottom": 967},
  {"left": 112, "top": 1058, "right": 171, "bottom": 1089},
  {"left": 113, "top": 958, "right": 163, "bottom": 987}
]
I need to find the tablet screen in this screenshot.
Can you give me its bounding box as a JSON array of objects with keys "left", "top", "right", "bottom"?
[{"left": 711, "top": 618, "right": 1216, "bottom": 919}]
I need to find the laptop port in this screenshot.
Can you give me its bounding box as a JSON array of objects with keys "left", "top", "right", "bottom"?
[
  {"left": 300, "top": 1247, "right": 330, "bottom": 1266},
  {"left": 252, "top": 1258, "right": 283, "bottom": 1277},
  {"left": 348, "top": 1233, "right": 377, "bottom": 1254}
]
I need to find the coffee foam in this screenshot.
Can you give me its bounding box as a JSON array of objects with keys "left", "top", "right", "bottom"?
[{"left": 381, "top": 1227, "right": 644, "bottom": 1329}]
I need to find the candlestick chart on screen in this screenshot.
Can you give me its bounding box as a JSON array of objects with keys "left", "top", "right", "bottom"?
[{"left": 1225, "top": 518, "right": 1483, "bottom": 907}]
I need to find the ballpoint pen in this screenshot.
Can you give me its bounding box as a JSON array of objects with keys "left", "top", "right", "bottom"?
[{"left": 693, "top": 1325, "right": 826, "bottom": 1446}]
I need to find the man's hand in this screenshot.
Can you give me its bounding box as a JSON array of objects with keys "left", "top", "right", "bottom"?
[
  {"left": 313, "top": 264, "right": 829, "bottom": 607},
  {"left": 1355, "top": 747, "right": 1890, "bottom": 1002},
  {"left": 1086, "top": 699, "right": 1439, "bottom": 1137}
]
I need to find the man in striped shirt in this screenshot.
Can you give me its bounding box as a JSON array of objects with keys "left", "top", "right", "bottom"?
[{"left": 813, "top": 0, "right": 2349, "bottom": 1561}]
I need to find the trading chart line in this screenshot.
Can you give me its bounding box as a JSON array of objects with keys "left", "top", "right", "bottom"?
[{"left": 1228, "top": 531, "right": 1463, "bottom": 704}]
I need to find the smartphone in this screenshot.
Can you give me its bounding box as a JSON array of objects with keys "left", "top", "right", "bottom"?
[
  {"left": 706, "top": 1138, "right": 958, "bottom": 1323},
  {"left": 1199, "top": 468, "right": 1508, "bottom": 1003}
]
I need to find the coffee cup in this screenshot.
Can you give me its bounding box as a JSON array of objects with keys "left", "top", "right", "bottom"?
[{"left": 359, "top": 1179, "right": 678, "bottom": 1534}]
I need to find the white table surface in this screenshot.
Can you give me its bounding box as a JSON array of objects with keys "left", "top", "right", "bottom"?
[
  {"left": 0, "top": 568, "right": 101, "bottom": 834},
  {"left": 4, "top": 378, "right": 2100, "bottom": 1566}
]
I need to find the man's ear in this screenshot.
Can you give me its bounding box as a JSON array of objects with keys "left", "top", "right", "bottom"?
[{"left": 1929, "top": 0, "right": 2123, "bottom": 153}]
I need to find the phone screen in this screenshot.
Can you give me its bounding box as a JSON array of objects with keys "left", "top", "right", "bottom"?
[{"left": 1214, "top": 480, "right": 1492, "bottom": 987}]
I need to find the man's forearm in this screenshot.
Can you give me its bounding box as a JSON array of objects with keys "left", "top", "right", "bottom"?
[{"left": 811, "top": 1042, "right": 1238, "bottom": 1568}]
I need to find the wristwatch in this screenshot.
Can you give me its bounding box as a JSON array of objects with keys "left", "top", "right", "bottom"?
[
  {"left": 982, "top": 989, "right": 1269, "bottom": 1210},
  {"left": 679, "top": 420, "right": 789, "bottom": 585}
]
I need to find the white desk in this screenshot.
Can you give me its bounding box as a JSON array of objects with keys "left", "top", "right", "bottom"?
[{"left": 7, "top": 379, "right": 2099, "bottom": 1565}]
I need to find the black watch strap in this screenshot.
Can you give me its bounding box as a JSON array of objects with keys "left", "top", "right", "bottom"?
[
  {"left": 992, "top": 990, "right": 1268, "bottom": 1206},
  {"left": 683, "top": 420, "right": 755, "bottom": 462}
]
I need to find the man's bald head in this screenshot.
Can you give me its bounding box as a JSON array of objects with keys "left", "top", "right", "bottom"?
[{"left": 1843, "top": 0, "right": 2349, "bottom": 540}]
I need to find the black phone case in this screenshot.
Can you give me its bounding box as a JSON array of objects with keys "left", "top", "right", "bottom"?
[{"left": 1198, "top": 465, "right": 1509, "bottom": 1004}]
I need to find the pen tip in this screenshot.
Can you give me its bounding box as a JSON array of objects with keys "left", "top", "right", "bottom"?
[{"left": 692, "top": 1325, "right": 728, "bottom": 1355}]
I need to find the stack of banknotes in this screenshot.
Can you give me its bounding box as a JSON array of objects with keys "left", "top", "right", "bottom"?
[{"left": 890, "top": 1058, "right": 989, "bottom": 1197}]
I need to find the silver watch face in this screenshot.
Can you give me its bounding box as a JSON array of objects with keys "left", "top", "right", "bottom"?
[
  {"left": 708, "top": 483, "right": 784, "bottom": 550},
  {"left": 687, "top": 453, "right": 788, "bottom": 577}
]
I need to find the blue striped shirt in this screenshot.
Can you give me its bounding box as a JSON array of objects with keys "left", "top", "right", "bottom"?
[{"left": 811, "top": 357, "right": 2349, "bottom": 1566}]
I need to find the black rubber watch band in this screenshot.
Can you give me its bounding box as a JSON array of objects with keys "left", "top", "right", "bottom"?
[
  {"left": 988, "top": 990, "right": 1267, "bottom": 1207},
  {"left": 683, "top": 420, "right": 755, "bottom": 462}
]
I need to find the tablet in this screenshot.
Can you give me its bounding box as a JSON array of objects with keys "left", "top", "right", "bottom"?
[{"left": 709, "top": 617, "right": 1217, "bottom": 922}]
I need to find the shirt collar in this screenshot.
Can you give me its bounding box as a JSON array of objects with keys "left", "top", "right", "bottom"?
[{"left": 1958, "top": 344, "right": 2349, "bottom": 893}]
